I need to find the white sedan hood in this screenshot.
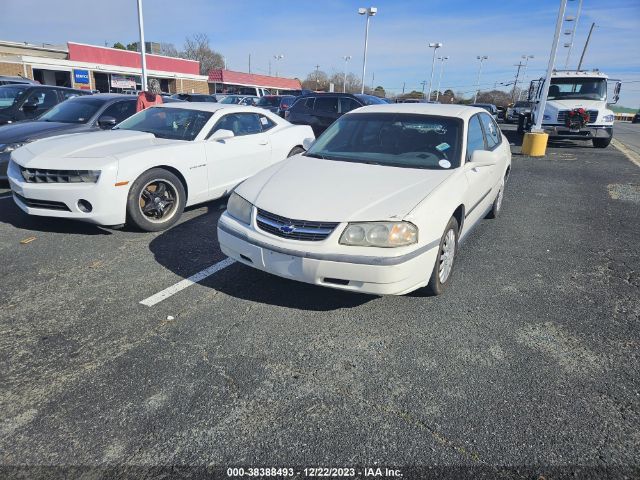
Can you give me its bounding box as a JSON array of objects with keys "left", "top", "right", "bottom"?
[
  {"left": 237, "top": 155, "right": 454, "bottom": 222},
  {"left": 11, "top": 130, "right": 162, "bottom": 169}
]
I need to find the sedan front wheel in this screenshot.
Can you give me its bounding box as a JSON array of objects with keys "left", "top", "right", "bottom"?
[
  {"left": 425, "top": 216, "right": 459, "bottom": 296},
  {"left": 126, "top": 168, "right": 186, "bottom": 232}
]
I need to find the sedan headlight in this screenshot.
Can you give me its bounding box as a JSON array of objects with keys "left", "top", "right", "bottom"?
[
  {"left": 602, "top": 114, "right": 614, "bottom": 123},
  {"left": 340, "top": 222, "right": 418, "bottom": 247},
  {"left": 227, "top": 192, "right": 253, "bottom": 225},
  {"left": 0, "top": 141, "right": 29, "bottom": 153}
]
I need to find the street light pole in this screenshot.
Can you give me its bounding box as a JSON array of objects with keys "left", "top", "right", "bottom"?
[
  {"left": 564, "top": 0, "right": 583, "bottom": 68},
  {"left": 474, "top": 55, "right": 488, "bottom": 103},
  {"left": 427, "top": 42, "right": 442, "bottom": 102},
  {"left": 533, "top": 0, "right": 568, "bottom": 132},
  {"left": 136, "top": 0, "right": 148, "bottom": 90},
  {"left": 342, "top": 56, "right": 352, "bottom": 93},
  {"left": 358, "top": 7, "right": 377, "bottom": 94},
  {"left": 273, "top": 54, "right": 284, "bottom": 77},
  {"left": 435, "top": 55, "right": 448, "bottom": 102}
]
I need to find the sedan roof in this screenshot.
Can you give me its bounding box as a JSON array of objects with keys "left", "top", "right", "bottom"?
[{"left": 351, "top": 103, "right": 490, "bottom": 119}]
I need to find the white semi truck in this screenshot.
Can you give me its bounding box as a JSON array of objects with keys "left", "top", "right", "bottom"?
[{"left": 518, "top": 70, "right": 621, "bottom": 148}]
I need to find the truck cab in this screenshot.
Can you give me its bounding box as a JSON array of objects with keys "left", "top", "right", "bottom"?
[{"left": 521, "top": 70, "right": 621, "bottom": 148}]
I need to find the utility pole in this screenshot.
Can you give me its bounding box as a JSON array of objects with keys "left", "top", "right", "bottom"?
[
  {"left": 402, "top": 82, "right": 405, "bottom": 94},
  {"left": 511, "top": 61, "right": 524, "bottom": 102},
  {"left": 315, "top": 64, "right": 320, "bottom": 90},
  {"left": 564, "top": 0, "right": 583, "bottom": 68},
  {"left": 577, "top": 22, "right": 595, "bottom": 71}
]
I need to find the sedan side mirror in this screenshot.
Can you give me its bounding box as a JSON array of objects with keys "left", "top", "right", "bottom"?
[
  {"left": 302, "top": 137, "right": 314, "bottom": 151},
  {"left": 209, "top": 129, "right": 235, "bottom": 142},
  {"left": 97, "top": 115, "right": 117, "bottom": 129},
  {"left": 469, "top": 149, "right": 497, "bottom": 166}
]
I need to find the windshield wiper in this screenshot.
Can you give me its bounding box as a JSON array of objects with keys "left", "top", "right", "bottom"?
[{"left": 304, "top": 152, "right": 326, "bottom": 159}]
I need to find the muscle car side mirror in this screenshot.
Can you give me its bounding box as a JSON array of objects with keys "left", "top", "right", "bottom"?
[
  {"left": 98, "top": 116, "right": 117, "bottom": 129},
  {"left": 209, "top": 129, "right": 235, "bottom": 142},
  {"left": 302, "top": 137, "right": 314, "bottom": 151}
]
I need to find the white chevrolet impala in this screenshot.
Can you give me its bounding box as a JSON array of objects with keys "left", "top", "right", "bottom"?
[
  {"left": 8, "top": 103, "right": 314, "bottom": 231},
  {"left": 218, "top": 104, "right": 511, "bottom": 295}
]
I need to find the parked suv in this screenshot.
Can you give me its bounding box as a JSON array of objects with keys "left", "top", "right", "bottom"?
[
  {"left": 256, "top": 95, "right": 297, "bottom": 117},
  {"left": 285, "top": 93, "right": 385, "bottom": 135},
  {"left": 0, "top": 84, "right": 90, "bottom": 125},
  {"left": 505, "top": 101, "right": 531, "bottom": 123},
  {"left": 0, "top": 94, "right": 137, "bottom": 180}
]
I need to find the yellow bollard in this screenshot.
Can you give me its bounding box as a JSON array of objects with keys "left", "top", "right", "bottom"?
[{"left": 521, "top": 131, "right": 549, "bottom": 157}]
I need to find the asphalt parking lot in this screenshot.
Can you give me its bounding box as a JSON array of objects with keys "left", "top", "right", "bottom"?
[{"left": 1, "top": 124, "right": 639, "bottom": 478}]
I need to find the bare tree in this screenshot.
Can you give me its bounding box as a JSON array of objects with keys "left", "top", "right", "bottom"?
[
  {"left": 328, "top": 72, "right": 362, "bottom": 93},
  {"left": 159, "top": 42, "right": 179, "bottom": 57},
  {"left": 302, "top": 70, "right": 329, "bottom": 91},
  {"left": 182, "top": 33, "right": 224, "bottom": 75}
]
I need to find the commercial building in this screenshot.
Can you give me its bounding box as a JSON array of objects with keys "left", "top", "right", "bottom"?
[
  {"left": 0, "top": 40, "right": 303, "bottom": 96},
  {"left": 0, "top": 40, "right": 209, "bottom": 94}
]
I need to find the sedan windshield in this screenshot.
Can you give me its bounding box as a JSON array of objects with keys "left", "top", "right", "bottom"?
[
  {"left": 38, "top": 98, "right": 103, "bottom": 124},
  {"left": 548, "top": 78, "right": 607, "bottom": 101},
  {"left": 306, "top": 113, "right": 462, "bottom": 170},
  {"left": 115, "top": 107, "right": 213, "bottom": 141},
  {"left": 0, "top": 85, "right": 28, "bottom": 110}
]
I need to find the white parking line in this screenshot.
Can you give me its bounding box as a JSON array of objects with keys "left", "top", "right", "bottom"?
[{"left": 139, "top": 257, "right": 236, "bottom": 307}]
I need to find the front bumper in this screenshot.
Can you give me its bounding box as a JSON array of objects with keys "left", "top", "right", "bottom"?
[
  {"left": 7, "top": 160, "right": 128, "bottom": 226},
  {"left": 540, "top": 124, "right": 613, "bottom": 140},
  {"left": 217, "top": 212, "right": 439, "bottom": 296}
]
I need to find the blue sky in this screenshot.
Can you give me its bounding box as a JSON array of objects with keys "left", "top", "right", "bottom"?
[{"left": 3, "top": 0, "right": 640, "bottom": 106}]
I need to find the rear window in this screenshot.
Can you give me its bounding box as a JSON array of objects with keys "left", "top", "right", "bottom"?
[{"left": 257, "top": 96, "right": 281, "bottom": 107}]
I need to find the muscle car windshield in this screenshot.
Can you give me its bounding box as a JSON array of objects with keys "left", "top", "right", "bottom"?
[{"left": 116, "top": 107, "right": 213, "bottom": 141}]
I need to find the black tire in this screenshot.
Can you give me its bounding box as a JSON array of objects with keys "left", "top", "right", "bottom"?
[
  {"left": 517, "top": 114, "right": 527, "bottom": 134},
  {"left": 126, "top": 168, "right": 186, "bottom": 232},
  {"left": 486, "top": 178, "right": 505, "bottom": 219},
  {"left": 425, "top": 216, "right": 459, "bottom": 296},
  {"left": 287, "top": 146, "right": 305, "bottom": 157},
  {"left": 592, "top": 137, "right": 611, "bottom": 148}
]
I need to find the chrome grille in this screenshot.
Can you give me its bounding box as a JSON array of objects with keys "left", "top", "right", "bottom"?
[
  {"left": 256, "top": 209, "right": 338, "bottom": 241},
  {"left": 19, "top": 166, "right": 100, "bottom": 183},
  {"left": 13, "top": 192, "right": 70, "bottom": 211},
  {"left": 556, "top": 110, "right": 598, "bottom": 124}
]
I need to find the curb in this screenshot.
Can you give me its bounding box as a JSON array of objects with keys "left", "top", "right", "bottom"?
[{"left": 611, "top": 138, "right": 640, "bottom": 168}]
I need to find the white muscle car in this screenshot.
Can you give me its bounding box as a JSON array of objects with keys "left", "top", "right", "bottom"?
[
  {"left": 218, "top": 104, "right": 511, "bottom": 295},
  {"left": 8, "top": 103, "right": 314, "bottom": 231}
]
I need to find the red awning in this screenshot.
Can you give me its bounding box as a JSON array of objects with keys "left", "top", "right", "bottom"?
[
  {"left": 208, "top": 69, "right": 301, "bottom": 90},
  {"left": 68, "top": 42, "right": 200, "bottom": 76}
]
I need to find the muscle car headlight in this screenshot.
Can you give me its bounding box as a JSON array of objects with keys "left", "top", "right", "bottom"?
[
  {"left": 1, "top": 141, "right": 29, "bottom": 153},
  {"left": 227, "top": 192, "right": 253, "bottom": 225},
  {"left": 340, "top": 222, "right": 418, "bottom": 247},
  {"left": 602, "top": 114, "right": 614, "bottom": 123}
]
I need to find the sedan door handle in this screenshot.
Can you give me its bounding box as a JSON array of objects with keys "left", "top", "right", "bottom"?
[{"left": 258, "top": 140, "right": 268, "bottom": 145}]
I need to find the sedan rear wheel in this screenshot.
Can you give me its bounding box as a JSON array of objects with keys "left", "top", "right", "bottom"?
[
  {"left": 425, "top": 216, "right": 459, "bottom": 296},
  {"left": 126, "top": 168, "right": 186, "bottom": 232}
]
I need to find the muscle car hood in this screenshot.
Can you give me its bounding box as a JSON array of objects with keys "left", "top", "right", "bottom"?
[
  {"left": 236, "top": 155, "right": 454, "bottom": 222},
  {"left": 14, "top": 130, "right": 164, "bottom": 160}
]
